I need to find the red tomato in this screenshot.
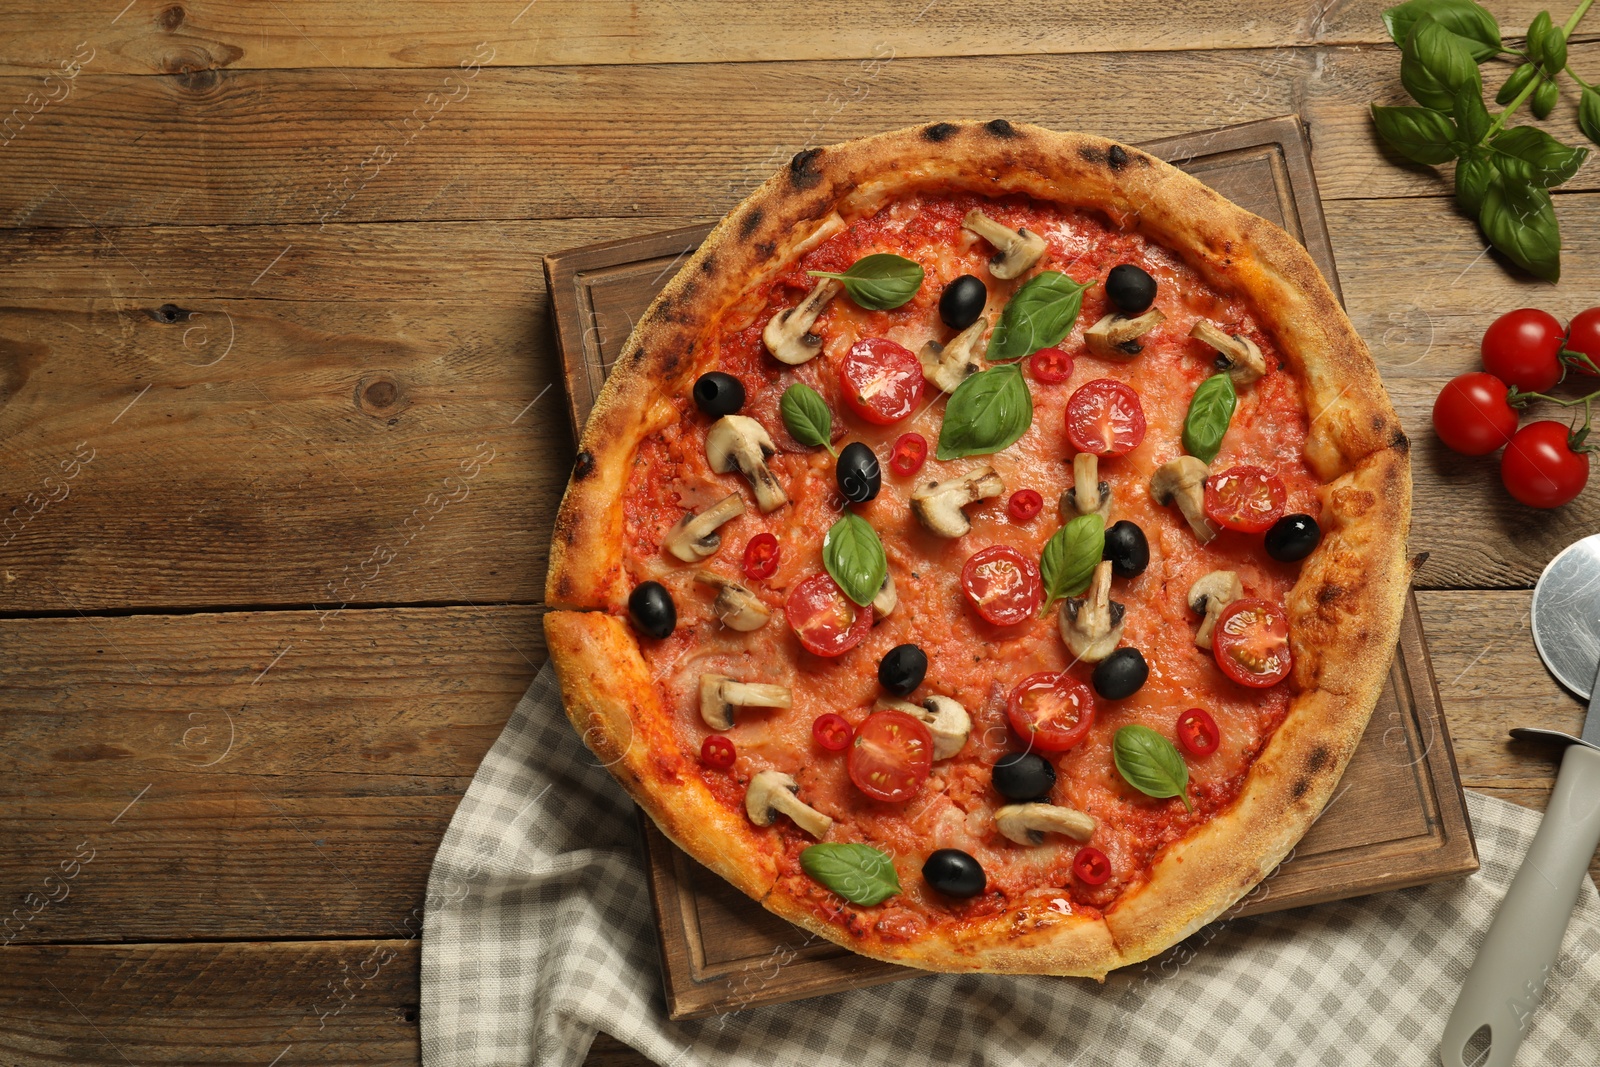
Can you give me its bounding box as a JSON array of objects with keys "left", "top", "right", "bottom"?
[
  {"left": 848, "top": 709, "right": 933, "bottom": 803},
  {"left": 961, "top": 545, "right": 1043, "bottom": 626},
  {"left": 786, "top": 573, "right": 872, "bottom": 657},
  {"left": 1008, "top": 489, "right": 1043, "bottom": 523},
  {"left": 812, "top": 713, "right": 854, "bottom": 752},
  {"left": 1006, "top": 672, "right": 1096, "bottom": 753},
  {"left": 1073, "top": 847, "right": 1111, "bottom": 885},
  {"left": 701, "top": 735, "right": 736, "bottom": 770},
  {"left": 1203, "top": 465, "right": 1286, "bottom": 533},
  {"left": 1566, "top": 308, "right": 1600, "bottom": 376},
  {"left": 1501, "top": 420, "right": 1591, "bottom": 508},
  {"left": 839, "top": 338, "right": 924, "bottom": 425},
  {"left": 1065, "top": 379, "right": 1146, "bottom": 457},
  {"left": 1176, "top": 708, "right": 1220, "bottom": 757},
  {"left": 1030, "top": 347, "right": 1074, "bottom": 384},
  {"left": 743, "top": 533, "right": 779, "bottom": 580},
  {"left": 1481, "top": 308, "right": 1565, "bottom": 391},
  {"left": 1212, "top": 599, "right": 1292, "bottom": 688},
  {"left": 1432, "top": 372, "right": 1519, "bottom": 456},
  {"left": 889, "top": 432, "right": 928, "bottom": 477}
]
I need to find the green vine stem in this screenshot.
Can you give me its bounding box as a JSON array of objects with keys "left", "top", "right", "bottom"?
[{"left": 1485, "top": 0, "right": 1595, "bottom": 140}]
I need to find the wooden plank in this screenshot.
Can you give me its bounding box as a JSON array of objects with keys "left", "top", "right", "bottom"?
[
  {"left": 0, "top": 2, "right": 1573, "bottom": 75},
  {"left": 2, "top": 45, "right": 1597, "bottom": 229},
  {"left": 0, "top": 605, "right": 541, "bottom": 943}
]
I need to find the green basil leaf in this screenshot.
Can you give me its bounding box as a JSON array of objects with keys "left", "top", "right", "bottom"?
[
  {"left": 808, "top": 253, "right": 924, "bottom": 311},
  {"left": 1039, "top": 514, "right": 1105, "bottom": 615},
  {"left": 1526, "top": 10, "right": 1554, "bottom": 60},
  {"left": 1113, "top": 725, "right": 1192, "bottom": 812},
  {"left": 1181, "top": 373, "right": 1238, "bottom": 465},
  {"left": 1531, "top": 76, "right": 1559, "bottom": 120},
  {"left": 823, "top": 512, "right": 888, "bottom": 608},
  {"left": 1527, "top": 11, "right": 1566, "bottom": 73},
  {"left": 936, "top": 363, "right": 1033, "bottom": 460},
  {"left": 1451, "top": 87, "right": 1490, "bottom": 146},
  {"left": 1371, "top": 104, "right": 1461, "bottom": 165},
  {"left": 1455, "top": 148, "right": 1496, "bottom": 215},
  {"left": 1579, "top": 88, "right": 1600, "bottom": 148},
  {"left": 1480, "top": 181, "right": 1561, "bottom": 282},
  {"left": 988, "top": 271, "right": 1091, "bottom": 362},
  {"left": 1383, "top": 0, "right": 1502, "bottom": 61},
  {"left": 800, "top": 842, "right": 901, "bottom": 906},
  {"left": 1496, "top": 62, "right": 1537, "bottom": 105},
  {"left": 1401, "top": 15, "right": 1481, "bottom": 109},
  {"left": 779, "top": 382, "right": 837, "bottom": 457},
  {"left": 1491, "top": 125, "right": 1589, "bottom": 188}
]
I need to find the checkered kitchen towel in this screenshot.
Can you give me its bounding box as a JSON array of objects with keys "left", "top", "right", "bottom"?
[{"left": 421, "top": 663, "right": 1600, "bottom": 1066}]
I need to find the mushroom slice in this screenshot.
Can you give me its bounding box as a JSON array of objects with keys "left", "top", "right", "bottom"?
[
  {"left": 962, "top": 210, "right": 1048, "bottom": 280},
  {"left": 918, "top": 316, "right": 988, "bottom": 393},
  {"left": 762, "top": 279, "right": 842, "bottom": 366},
  {"left": 706, "top": 415, "right": 787, "bottom": 513},
  {"left": 699, "top": 673, "right": 792, "bottom": 731},
  {"left": 871, "top": 572, "right": 897, "bottom": 623},
  {"left": 1059, "top": 559, "right": 1125, "bottom": 664},
  {"left": 1188, "top": 570, "right": 1243, "bottom": 650},
  {"left": 875, "top": 695, "right": 971, "bottom": 760},
  {"left": 663, "top": 493, "right": 746, "bottom": 562},
  {"left": 910, "top": 466, "right": 1005, "bottom": 539},
  {"left": 1085, "top": 308, "right": 1167, "bottom": 360},
  {"left": 1149, "top": 456, "right": 1217, "bottom": 543},
  {"left": 1190, "top": 320, "right": 1266, "bottom": 386},
  {"left": 694, "top": 570, "right": 770, "bottom": 632},
  {"left": 995, "top": 803, "right": 1097, "bottom": 846},
  {"left": 1062, "top": 452, "right": 1110, "bottom": 520},
  {"left": 745, "top": 769, "right": 833, "bottom": 839}
]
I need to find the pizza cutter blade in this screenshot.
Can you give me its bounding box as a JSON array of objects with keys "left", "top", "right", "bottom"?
[{"left": 1441, "top": 533, "right": 1600, "bottom": 1067}]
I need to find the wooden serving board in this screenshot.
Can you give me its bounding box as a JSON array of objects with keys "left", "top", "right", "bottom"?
[{"left": 543, "top": 115, "right": 1478, "bottom": 1020}]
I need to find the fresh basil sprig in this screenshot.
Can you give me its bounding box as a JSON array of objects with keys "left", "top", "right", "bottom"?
[
  {"left": 1039, "top": 514, "right": 1105, "bottom": 616},
  {"left": 1182, "top": 373, "right": 1237, "bottom": 465},
  {"left": 800, "top": 842, "right": 901, "bottom": 906},
  {"left": 935, "top": 363, "right": 1033, "bottom": 460},
  {"left": 779, "top": 382, "right": 838, "bottom": 458},
  {"left": 1370, "top": 1, "right": 1599, "bottom": 282},
  {"left": 988, "top": 271, "right": 1091, "bottom": 362},
  {"left": 823, "top": 512, "right": 888, "bottom": 608},
  {"left": 1113, "top": 725, "right": 1193, "bottom": 812},
  {"left": 807, "top": 254, "right": 924, "bottom": 311}
]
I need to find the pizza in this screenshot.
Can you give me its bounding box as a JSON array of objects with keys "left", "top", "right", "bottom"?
[{"left": 543, "top": 121, "right": 1411, "bottom": 977}]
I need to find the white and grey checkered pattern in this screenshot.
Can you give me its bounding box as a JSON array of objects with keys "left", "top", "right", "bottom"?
[{"left": 421, "top": 663, "right": 1600, "bottom": 1066}]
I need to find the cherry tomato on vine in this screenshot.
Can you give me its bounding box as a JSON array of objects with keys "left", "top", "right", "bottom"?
[
  {"left": 701, "top": 735, "right": 736, "bottom": 770},
  {"left": 1073, "top": 847, "right": 1112, "bottom": 886},
  {"left": 786, "top": 573, "right": 873, "bottom": 657},
  {"left": 1203, "top": 465, "right": 1286, "bottom": 533},
  {"left": 848, "top": 710, "right": 933, "bottom": 803},
  {"left": 1212, "top": 599, "right": 1292, "bottom": 688},
  {"left": 1030, "top": 347, "right": 1074, "bottom": 384},
  {"left": 812, "top": 713, "right": 854, "bottom": 752},
  {"left": 1566, "top": 308, "right": 1600, "bottom": 376},
  {"left": 839, "top": 338, "right": 924, "bottom": 425},
  {"left": 1176, "top": 708, "right": 1221, "bottom": 757},
  {"left": 1065, "top": 379, "right": 1146, "bottom": 457},
  {"left": 743, "top": 533, "right": 779, "bottom": 580},
  {"left": 1008, "top": 489, "right": 1044, "bottom": 523},
  {"left": 1500, "top": 420, "right": 1591, "bottom": 508},
  {"left": 1005, "top": 672, "right": 1096, "bottom": 753},
  {"left": 961, "top": 545, "right": 1043, "bottom": 626},
  {"left": 1481, "top": 308, "right": 1566, "bottom": 391},
  {"left": 889, "top": 432, "right": 928, "bottom": 477},
  {"left": 1432, "top": 372, "right": 1519, "bottom": 456}
]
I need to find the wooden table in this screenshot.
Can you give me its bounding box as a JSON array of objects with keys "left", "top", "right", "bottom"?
[{"left": 1, "top": 3, "right": 1596, "bottom": 1063}]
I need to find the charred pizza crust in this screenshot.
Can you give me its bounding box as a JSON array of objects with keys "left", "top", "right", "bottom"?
[{"left": 544, "top": 121, "right": 1411, "bottom": 977}]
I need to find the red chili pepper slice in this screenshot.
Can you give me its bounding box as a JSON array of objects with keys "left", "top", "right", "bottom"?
[
  {"left": 812, "top": 713, "right": 854, "bottom": 752},
  {"left": 889, "top": 432, "right": 928, "bottom": 477},
  {"left": 1007, "top": 489, "right": 1043, "bottom": 523},
  {"left": 701, "top": 735, "right": 736, "bottom": 770},
  {"left": 743, "top": 532, "right": 780, "bottom": 580},
  {"left": 1074, "top": 846, "right": 1111, "bottom": 885}
]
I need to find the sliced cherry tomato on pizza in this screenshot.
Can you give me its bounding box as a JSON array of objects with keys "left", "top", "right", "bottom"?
[
  {"left": 1006, "top": 672, "right": 1095, "bottom": 753},
  {"left": 961, "top": 545, "right": 1043, "bottom": 626},
  {"left": 1007, "top": 489, "right": 1043, "bottom": 523},
  {"left": 839, "top": 338, "right": 924, "bottom": 425},
  {"left": 1212, "top": 598, "right": 1292, "bottom": 688},
  {"left": 1203, "top": 465, "right": 1287, "bottom": 533},
  {"left": 1176, "top": 708, "right": 1220, "bottom": 757},
  {"left": 701, "top": 735, "right": 736, "bottom": 770},
  {"left": 812, "top": 713, "right": 854, "bottom": 752},
  {"left": 1065, "top": 378, "right": 1146, "bottom": 457},
  {"left": 786, "top": 573, "right": 872, "bottom": 657},
  {"left": 743, "top": 533, "right": 779, "bottom": 580},
  {"left": 889, "top": 432, "right": 928, "bottom": 477},
  {"left": 1073, "top": 846, "right": 1111, "bottom": 885},
  {"left": 1030, "top": 346, "right": 1074, "bottom": 384},
  {"left": 848, "top": 709, "right": 933, "bottom": 803}
]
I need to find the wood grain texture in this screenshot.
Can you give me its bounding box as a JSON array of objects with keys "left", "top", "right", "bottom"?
[
  {"left": 0, "top": 2, "right": 1576, "bottom": 75},
  {"left": 3, "top": 44, "right": 1597, "bottom": 229}
]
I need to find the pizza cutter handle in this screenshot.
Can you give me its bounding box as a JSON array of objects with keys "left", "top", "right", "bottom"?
[{"left": 1440, "top": 743, "right": 1600, "bottom": 1067}]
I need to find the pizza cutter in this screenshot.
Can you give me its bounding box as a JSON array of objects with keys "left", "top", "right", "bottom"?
[{"left": 1440, "top": 532, "right": 1600, "bottom": 1067}]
